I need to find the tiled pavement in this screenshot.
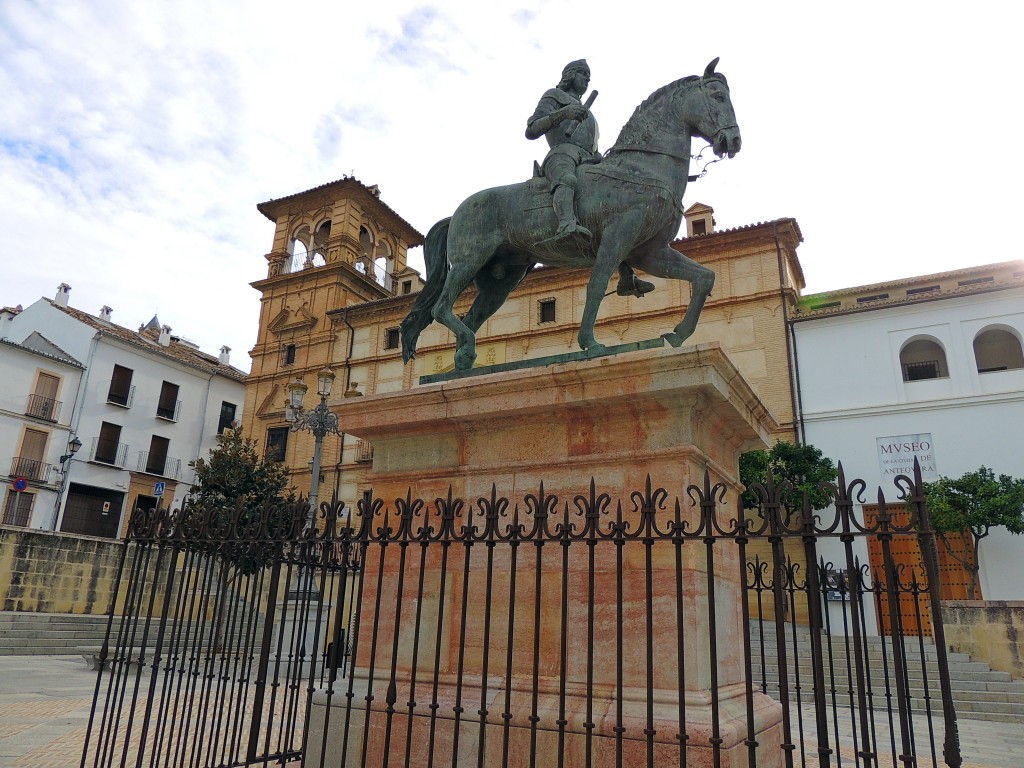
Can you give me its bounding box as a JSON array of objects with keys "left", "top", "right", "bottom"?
[{"left": 0, "top": 654, "right": 1020, "bottom": 767}]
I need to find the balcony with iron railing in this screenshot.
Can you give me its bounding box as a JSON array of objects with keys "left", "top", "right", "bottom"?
[
  {"left": 137, "top": 451, "right": 181, "bottom": 480},
  {"left": 156, "top": 400, "right": 182, "bottom": 422},
  {"left": 25, "top": 394, "right": 61, "bottom": 422},
  {"left": 91, "top": 437, "right": 129, "bottom": 467},
  {"left": 107, "top": 383, "right": 135, "bottom": 408},
  {"left": 8, "top": 456, "right": 52, "bottom": 483}
]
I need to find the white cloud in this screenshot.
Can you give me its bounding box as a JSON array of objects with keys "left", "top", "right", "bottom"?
[{"left": 1, "top": 0, "right": 1022, "bottom": 370}]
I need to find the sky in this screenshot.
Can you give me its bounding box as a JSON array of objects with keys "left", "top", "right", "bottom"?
[{"left": 2, "top": 1, "right": 1021, "bottom": 372}]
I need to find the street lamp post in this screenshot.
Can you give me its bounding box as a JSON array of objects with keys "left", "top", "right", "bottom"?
[
  {"left": 285, "top": 368, "right": 343, "bottom": 523},
  {"left": 51, "top": 433, "right": 82, "bottom": 530}
]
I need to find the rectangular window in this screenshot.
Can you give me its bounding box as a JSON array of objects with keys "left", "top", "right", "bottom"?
[
  {"left": 2, "top": 489, "right": 34, "bottom": 527},
  {"left": 957, "top": 276, "right": 994, "bottom": 287},
  {"left": 284, "top": 344, "right": 297, "bottom": 365},
  {"left": 156, "top": 381, "right": 180, "bottom": 420},
  {"left": 95, "top": 422, "right": 123, "bottom": 465},
  {"left": 218, "top": 401, "right": 237, "bottom": 433},
  {"left": 27, "top": 372, "right": 60, "bottom": 421},
  {"left": 145, "top": 435, "right": 170, "bottom": 475},
  {"left": 856, "top": 293, "right": 889, "bottom": 303},
  {"left": 691, "top": 219, "right": 707, "bottom": 236},
  {"left": 107, "top": 365, "right": 134, "bottom": 407},
  {"left": 906, "top": 285, "right": 940, "bottom": 296},
  {"left": 401, "top": 280, "right": 412, "bottom": 295},
  {"left": 384, "top": 327, "right": 400, "bottom": 350},
  {"left": 266, "top": 427, "right": 289, "bottom": 462},
  {"left": 539, "top": 298, "right": 556, "bottom": 324},
  {"left": 12, "top": 428, "right": 49, "bottom": 481}
]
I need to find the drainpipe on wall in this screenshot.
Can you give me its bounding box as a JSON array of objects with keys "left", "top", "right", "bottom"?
[
  {"left": 772, "top": 223, "right": 804, "bottom": 445},
  {"left": 188, "top": 373, "right": 216, "bottom": 506}
]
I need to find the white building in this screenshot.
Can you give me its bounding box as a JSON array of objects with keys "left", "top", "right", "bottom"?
[
  {"left": 1, "top": 285, "right": 247, "bottom": 537},
  {"left": 0, "top": 309, "right": 85, "bottom": 529},
  {"left": 793, "top": 260, "right": 1024, "bottom": 615}
]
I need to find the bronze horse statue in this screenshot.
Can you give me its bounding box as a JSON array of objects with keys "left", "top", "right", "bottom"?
[{"left": 402, "top": 58, "right": 741, "bottom": 371}]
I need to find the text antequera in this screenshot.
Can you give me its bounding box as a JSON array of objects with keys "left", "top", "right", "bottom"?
[{"left": 876, "top": 433, "right": 938, "bottom": 480}]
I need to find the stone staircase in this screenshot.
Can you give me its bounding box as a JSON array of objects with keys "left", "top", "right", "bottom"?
[
  {"left": 749, "top": 620, "right": 1024, "bottom": 723},
  {"left": 0, "top": 611, "right": 122, "bottom": 656}
]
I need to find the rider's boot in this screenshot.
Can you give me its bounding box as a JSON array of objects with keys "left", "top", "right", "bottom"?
[
  {"left": 552, "top": 185, "right": 592, "bottom": 240},
  {"left": 615, "top": 263, "right": 655, "bottom": 298}
]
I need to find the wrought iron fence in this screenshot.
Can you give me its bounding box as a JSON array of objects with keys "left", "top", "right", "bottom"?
[{"left": 81, "top": 462, "right": 961, "bottom": 768}]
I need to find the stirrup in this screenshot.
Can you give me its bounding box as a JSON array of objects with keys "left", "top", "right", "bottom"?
[{"left": 616, "top": 275, "right": 655, "bottom": 298}]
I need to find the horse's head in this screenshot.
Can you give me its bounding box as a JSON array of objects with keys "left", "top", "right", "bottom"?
[{"left": 687, "top": 58, "right": 741, "bottom": 159}]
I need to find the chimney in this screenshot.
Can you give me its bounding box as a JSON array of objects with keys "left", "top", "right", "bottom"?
[
  {"left": 684, "top": 203, "right": 716, "bottom": 237},
  {"left": 159, "top": 325, "right": 172, "bottom": 347},
  {"left": 55, "top": 283, "right": 71, "bottom": 307},
  {"left": 98, "top": 305, "right": 113, "bottom": 322},
  {"left": 219, "top": 345, "right": 231, "bottom": 364}
]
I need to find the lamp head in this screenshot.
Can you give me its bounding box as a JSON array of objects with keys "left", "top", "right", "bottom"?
[
  {"left": 288, "top": 377, "right": 308, "bottom": 410},
  {"left": 316, "top": 367, "right": 336, "bottom": 398}
]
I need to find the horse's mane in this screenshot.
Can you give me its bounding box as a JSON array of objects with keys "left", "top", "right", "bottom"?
[{"left": 613, "top": 73, "right": 726, "bottom": 148}]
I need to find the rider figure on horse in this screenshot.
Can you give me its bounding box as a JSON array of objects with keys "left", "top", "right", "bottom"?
[{"left": 526, "top": 59, "right": 655, "bottom": 298}]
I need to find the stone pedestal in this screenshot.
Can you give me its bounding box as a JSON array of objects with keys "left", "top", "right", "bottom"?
[{"left": 309, "top": 343, "right": 783, "bottom": 767}]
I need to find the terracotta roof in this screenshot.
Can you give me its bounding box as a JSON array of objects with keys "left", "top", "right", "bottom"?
[
  {"left": 256, "top": 176, "right": 423, "bottom": 246},
  {"left": 48, "top": 301, "right": 247, "bottom": 381},
  {"left": 673, "top": 216, "right": 804, "bottom": 244}
]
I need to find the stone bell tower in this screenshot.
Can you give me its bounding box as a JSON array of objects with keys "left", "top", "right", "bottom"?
[{"left": 241, "top": 176, "right": 423, "bottom": 483}]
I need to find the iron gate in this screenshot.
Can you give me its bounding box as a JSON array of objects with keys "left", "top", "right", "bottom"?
[{"left": 82, "top": 462, "right": 961, "bottom": 767}]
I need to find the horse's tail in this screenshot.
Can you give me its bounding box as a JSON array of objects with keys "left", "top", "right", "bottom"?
[{"left": 400, "top": 217, "right": 451, "bottom": 363}]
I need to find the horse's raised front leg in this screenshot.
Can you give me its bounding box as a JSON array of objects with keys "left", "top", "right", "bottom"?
[
  {"left": 630, "top": 246, "right": 715, "bottom": 347},
  {"left": 578, "top": 219, "right": 643, "bottom": 353}
]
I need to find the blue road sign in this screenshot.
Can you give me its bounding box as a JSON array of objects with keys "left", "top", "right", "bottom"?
[{"left": 154, "top": 481, "right": 166, "bottom": 497}]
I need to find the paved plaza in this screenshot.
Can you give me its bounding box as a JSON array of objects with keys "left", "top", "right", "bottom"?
[{"left": 0, "top": 654, "right": 1020, "bottom": 767}]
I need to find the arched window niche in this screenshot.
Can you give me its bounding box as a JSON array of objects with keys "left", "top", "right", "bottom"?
[
  {"left": 289, "top": 225, "right": 311, "bottom": 273},
  {"left": 974, "top": 326, "right": 1024, "bottom": 373},
  {"left": 310, "top": 220, "right": 331, "bottom": 267},
  {"left": 899, "top": 336, "right": 949, "bottom": 382}
]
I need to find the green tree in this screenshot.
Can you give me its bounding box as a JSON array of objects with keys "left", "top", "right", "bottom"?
[
  {"left": 187, "top": 428, "right": 295, "bottom": 573},
  {"left": 739, "top": 441, "right": 838, "bottom": 512},
  {"left": 923, "top": 466, "right": 1024, "bottom": 600}
]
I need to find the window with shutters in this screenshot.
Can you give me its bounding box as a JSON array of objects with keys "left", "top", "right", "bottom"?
[
  {"left": 107, "top": 365, "right": 135, "bottom": 407},
  {"left": 94, "top": 422, "right": 124, "bottom": 465},
  {"left": 27, "top": 372, "right": 60, "bottom": 421},
  {"left": 11, "top": 428, "right": 49, "bottom": 481},
  {"left": 156, "top": 381, "right": 180, "bottom": 421},
  {"left": 145, "top": 435, "right": 170, "bottom": 475}
]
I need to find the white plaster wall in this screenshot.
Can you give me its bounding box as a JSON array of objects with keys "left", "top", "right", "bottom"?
[
  {"left": 794, "top": 287, "right": 1024, "bottom": 605},
  {"left": 0, "top": 342, "right": 83, "bottom": 528}
]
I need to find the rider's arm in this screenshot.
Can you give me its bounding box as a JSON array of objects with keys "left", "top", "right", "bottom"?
[{"left": 526, "top": 94, "right": 586, "bottom": 140}]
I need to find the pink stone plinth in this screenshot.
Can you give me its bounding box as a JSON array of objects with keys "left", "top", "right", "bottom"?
[{"left": 308, "top": 344, "right": 782, "bottom": 767}]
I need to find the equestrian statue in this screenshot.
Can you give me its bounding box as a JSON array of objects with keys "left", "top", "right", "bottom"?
[{"left": 401, "top": 57, "right": 741, "bottom": 371}]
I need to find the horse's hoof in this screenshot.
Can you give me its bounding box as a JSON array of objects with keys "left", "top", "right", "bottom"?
[
  {"left": 454, "top": 349, "right": 477, "bottom": 370},
  {"left": 662, "top": 332, "right": 688, "bottom": 348}
]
